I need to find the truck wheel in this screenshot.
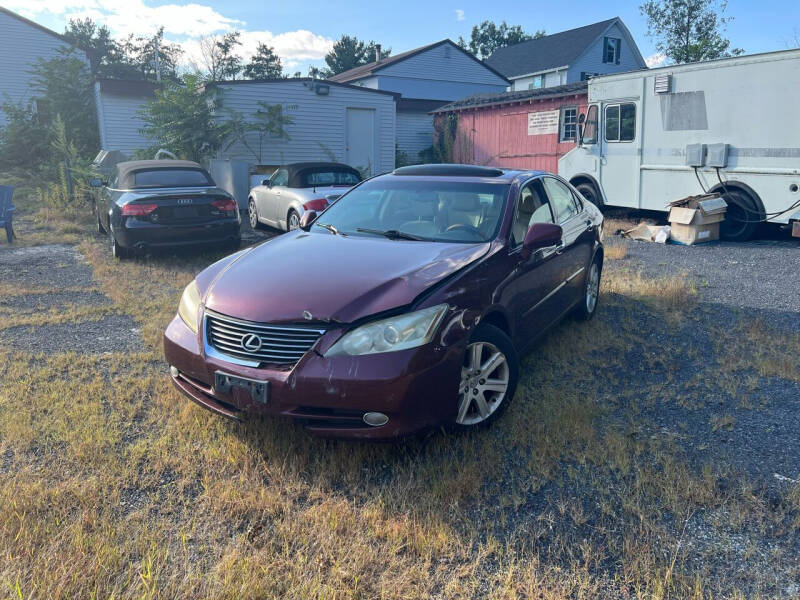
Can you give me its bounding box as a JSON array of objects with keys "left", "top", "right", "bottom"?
[
  {"left": 575, "top": 182, "right": 603, "bottom": 208},
  {"left": 720, "top": 189, "right": 760, "bottom": 242}
]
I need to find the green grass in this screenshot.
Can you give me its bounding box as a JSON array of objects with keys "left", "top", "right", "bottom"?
[{"left": 1, "top": 214, "right": 798, "bottom": 599}]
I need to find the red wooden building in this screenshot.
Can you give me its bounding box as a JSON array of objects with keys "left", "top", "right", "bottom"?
[{"left": 432, "top": 82, "right": 588, "bottom": 173}]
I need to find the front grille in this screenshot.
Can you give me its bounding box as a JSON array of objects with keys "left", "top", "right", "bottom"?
[{"left": 205, "top": 311, "right": 325, "bottom": 365}]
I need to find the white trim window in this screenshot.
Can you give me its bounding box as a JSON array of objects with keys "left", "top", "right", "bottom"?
[{"left": 559, "top": 106, "right": 578, "bottom": 142}]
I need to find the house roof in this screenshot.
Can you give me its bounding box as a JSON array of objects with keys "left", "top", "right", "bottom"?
[
  {"left": 0, "top": 6, "right": 70, "bottom": 43},
  {"left": 204, "top": 77, "right": 400, "bottom": 98},
  {"left": 432, "top": 81, "right": 588, "bottom": 113},
  {"left": 328, "top": 39, "right": 510, "bottom": 85},
  {"left": 485, "top": 17, "right": 630, "bottom": 79},
  {"left": 96, "top": 79, "right": 159, "bottom": 98}
]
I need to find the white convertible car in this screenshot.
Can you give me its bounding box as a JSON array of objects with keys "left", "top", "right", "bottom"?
[{"left": 247, "top": 162, "right": 363, "bottom": 231}]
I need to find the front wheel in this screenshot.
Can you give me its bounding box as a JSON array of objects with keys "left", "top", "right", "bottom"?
[
  {"left": 453, "top": 324, "right": 518, "bottom": 429},
  {"left": 287, "top": 209, "right": 300, "bottom": 231},
  {"left": 574, "top": 255, "right": 602, "bottom": 320},
  {"left": 248, "top": 198, "right": 264, "bottom": 230},
  {"left": 575, "top": 182, "right": 603, "bottom": 209}
]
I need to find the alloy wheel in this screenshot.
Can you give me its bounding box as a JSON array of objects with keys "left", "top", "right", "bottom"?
[
  {"left": 586, "top": 262, "right": 600, "bottom": 313},
  {"left": 248, "top": 200, "right": 258, "bottom": 229},
  {"left": 288, "top": 211, "right": 300, "bottom": 231},
  {"left": 456, "top": 341, "right": 510, "bottom": 426}
]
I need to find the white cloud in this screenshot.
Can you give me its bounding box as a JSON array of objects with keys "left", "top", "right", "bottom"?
[
  {"left": 4, "top": 0, "right": 334, "bottom": 70},
  {"left": 645, "top": 52, "right": 667, "bottom": 68},
  {"left": 454, "top": 9, "right": 465, "bottom": 21}
]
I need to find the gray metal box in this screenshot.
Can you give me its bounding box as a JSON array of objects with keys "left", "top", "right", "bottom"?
[
  {"left": 685, "top": 143, "right": 706, "bottom": 167},
  {"left": 706, "top": 143, "right": 729, "bottom": 168}
]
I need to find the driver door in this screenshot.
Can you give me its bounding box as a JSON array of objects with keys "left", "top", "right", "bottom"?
[{"left": 260, "top": 168, "right": 288, "bottom": 226}]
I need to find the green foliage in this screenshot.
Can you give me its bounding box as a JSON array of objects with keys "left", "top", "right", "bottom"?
[
  {"left": 243, "top": 43, "right": 284, "bottom": 79},
  {"left": 224, "top": 101, "right": 293, "bottom": 163},
  {"left": 138, "top": 74, "right": 229, "bottom": 162},
  {"left": 64, "top": 20, "right": 182, "bottom": 82},
  {"left": 431, "top": 113, "right": 472, "bottom": 163},
  {"left": 197, "top": 32, "right": 243, "bottom": 81},
  {"left": 0, "top": 101, "right": 53, "bottom": 178},
  {"left": 458, "top": 21, "right": 544, "bottom": 59},
  {"left": 324, "top": 35, "right": 391, "bottom": 76},
  {"left": 640, "top": 0, "right": 744, "bottom": 63}
]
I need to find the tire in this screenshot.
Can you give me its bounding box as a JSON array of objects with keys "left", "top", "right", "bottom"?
[
  {"left": 287, "top": 209, "right": 300, "bottom": 232},
  {"left": 720, "top": 189, "right": 760, "bottom": 242},
  {"left": 96, "top": 211, "right": 106, "bottom": 235},
  {"left": 573, "top": 254, "right": 602, "bottom": 321},
  {"left": 109, "top": 229, "right": 130, "bottom": 259},
  {"left": 248, "top": 198, "right": 264, "bottom": 230},
  {"left": 575, "top": 182, "right": 603, "bottom": 209},
  {"left": 452, "top": 323, "right": 519, "bottom": 430}
]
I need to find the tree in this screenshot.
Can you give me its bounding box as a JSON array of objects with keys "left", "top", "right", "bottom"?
[
  {"left": 139, "top": 74, "right": 230, "bottom": 162},
  {"left": 196, "top": 31, "right": 243, "bottom": 80},
  {"left": 324, "top": 35, "right": 390, "bottom": 75},
  {"left": 64, "top": 18, "right": 135, "bottom": 79},
  {"left": 224, "top": 101, "right": 292, "bottom": 163},
  {"left": 243, "top": 43, "right": 284, "bottom": 79},
  {"left": 640, "top": 0, "right": 743, "bottom": 64},
  {"left": 0, "top": 101, "right": 53, "bottom": 177},
  {"left": 458, "top": 21, "right": 544, "bottom": 59}
]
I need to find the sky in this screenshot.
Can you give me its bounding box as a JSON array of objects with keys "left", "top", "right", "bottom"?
[{"left": 6, "top": 0, "right": 800, "bottom": 74}]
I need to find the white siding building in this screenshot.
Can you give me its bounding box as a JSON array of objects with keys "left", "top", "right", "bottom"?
[
  {"left": 0, "top": 7, "right": 85, "bottom": 125},
  {"left": 94, "top": 79, "right": 157, "bottom": 158},
  {"left": 329, "top": 40, "right": 509, "bottom": 163},
  {"left": 208, "top": 79, "right": 397, "bottom": 176}
]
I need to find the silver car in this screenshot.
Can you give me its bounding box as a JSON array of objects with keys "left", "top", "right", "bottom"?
[{"left": 248, "top": 162, "right": 362, "bottom": 231}]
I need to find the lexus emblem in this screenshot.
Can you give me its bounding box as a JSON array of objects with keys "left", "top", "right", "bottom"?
[
  {"left": 241, "top": 333, "right": 262, "bottom": 352},
  {"left": 302, "top": 310, "right": 313, "bottom": 321}
]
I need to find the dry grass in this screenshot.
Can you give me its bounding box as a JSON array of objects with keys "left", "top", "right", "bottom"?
[
  {"left": 1, "top": 216, "right": 798, "bottom": 599},
  {"left": 603, "top": 242, "right": 628, "bottom": 261}
]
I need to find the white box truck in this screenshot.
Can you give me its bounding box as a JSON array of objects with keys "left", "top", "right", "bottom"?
[{"left": 558, "top": 49, "right": 800, "bottom": 241}]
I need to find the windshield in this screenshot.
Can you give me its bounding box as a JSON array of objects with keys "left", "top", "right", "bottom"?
[
  {"left": 132, "top": 168, "right": 213, "bottom": 188},
  {"left": 303, "top": 170, "right": 361, "bottom": 187},
  {"left": 314, "top": 179, "right": 510, "bottom": 243}
]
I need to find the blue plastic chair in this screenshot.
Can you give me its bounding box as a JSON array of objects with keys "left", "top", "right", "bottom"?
[{"left": 0, "top": 185, "right": 15, "bottom": 243}]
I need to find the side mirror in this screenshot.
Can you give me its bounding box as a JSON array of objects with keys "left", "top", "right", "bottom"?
[
  {"left": 261, "top": 179, "right": 271, "bottom": 187},
  {"left": 89, "top": 177, "right": 104, "bottom": 188},
  {"left": 299, "top": 210, "right": 318, "bottom": 230},
  {"left": 522, "top": 223, "right": 563, "bottom": 257}
]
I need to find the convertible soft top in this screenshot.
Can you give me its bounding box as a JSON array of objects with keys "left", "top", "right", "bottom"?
[
  {"left": 116, "top": 160, "right": 210, "bottom": 189},
  {"left": 284, "top": 162, "right": 361, "bottom": 188}
]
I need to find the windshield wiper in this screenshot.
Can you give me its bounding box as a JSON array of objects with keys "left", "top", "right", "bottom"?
[
  {"left": 355, "top": 228, "right": 426, "bottom": 241},
  {"left": 315, "top": 222, "right": 341, "bottom": 236}
]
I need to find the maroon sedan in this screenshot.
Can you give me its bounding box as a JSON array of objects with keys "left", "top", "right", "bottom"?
[{"left": 164, "top": 164, "right": 603, "bottom": 439}]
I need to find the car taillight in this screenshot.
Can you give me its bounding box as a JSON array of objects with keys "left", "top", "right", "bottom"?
[
  {"left": 121, "top": 203, "right": 158, "bottom": 216},
  {"left": 212, "top": 198, "right": 238, "bottom": 212},
  {"left": 302, "top": 198, "right": 328, "bottom": 211}
]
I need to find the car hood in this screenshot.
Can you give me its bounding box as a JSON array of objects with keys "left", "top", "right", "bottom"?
[{"left": 203, "top": 231, "right": 489, "bottom": 324}]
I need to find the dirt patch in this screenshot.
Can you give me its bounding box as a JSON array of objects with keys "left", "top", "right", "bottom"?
[{"left": 0, "top": 314, "right": 141, "bottom": 354}]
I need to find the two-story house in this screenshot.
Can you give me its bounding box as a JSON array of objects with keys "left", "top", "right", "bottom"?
[
  {"left": 329, "top": 39, "right": 509, "bottom": 163},
  {"left": 0, "top": 7, "right": 87, "bottom": 125},
  {"left": 485, "top": 17, "right": 646, "bottom": 92}
]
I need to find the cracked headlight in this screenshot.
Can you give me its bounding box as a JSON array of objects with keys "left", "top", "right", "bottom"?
[
  {"left": 325, "top": 304, "right": 448, "bottom": 357},
  {"left": 178, "top": 280, "right": 201, "bottom": 334}
]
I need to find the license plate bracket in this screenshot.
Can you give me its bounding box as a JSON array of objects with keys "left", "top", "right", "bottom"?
[{"left": 214, "top": 371, "right": 269, "bottom": 404}]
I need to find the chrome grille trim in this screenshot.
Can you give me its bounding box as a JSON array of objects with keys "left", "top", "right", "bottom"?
[{"left": 204, "top": 309, "right": 325, "bottom": 365}]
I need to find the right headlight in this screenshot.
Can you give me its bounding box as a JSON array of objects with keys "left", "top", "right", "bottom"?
[
  {"left": 178, "top": 280, "right": 201, "bottom": 334},
  {"left": 325, "top": 304, "right": 448, "bottom": 357}
]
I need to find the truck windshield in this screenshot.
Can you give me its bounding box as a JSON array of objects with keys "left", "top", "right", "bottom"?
[{"left": 314, "top": 179, "right": 510, "bottom": 243}]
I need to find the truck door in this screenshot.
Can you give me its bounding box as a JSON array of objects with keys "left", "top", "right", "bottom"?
[{"left": 598, "top": 101, "right": 640, "bottom": 207}]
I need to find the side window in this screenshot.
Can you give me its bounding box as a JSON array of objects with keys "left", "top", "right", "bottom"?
[
  {"left": 511, "top": 180, "right": 553, "bottom": 245},
  {"left": 559, "top": 106, "right": 578, "bottom": 142},
  {"left": 271, "top": 169, "right": 289, "bottom": 187},
  {"left": 604, "top": 103, "right": 636, "bottom": 142},
  {"left": 543, "top": 178, "right": 579, "bottom": 224}
]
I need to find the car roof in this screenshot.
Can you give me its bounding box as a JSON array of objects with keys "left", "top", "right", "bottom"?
[
  {"left": 386, "top": 164, "right": 548, "bottom": 183},
  {"left": 280, "top": 162, "right": 362, "bottom": 187},
  {"left": 115, "top": 160, "right": 210, "bottom": 189}
]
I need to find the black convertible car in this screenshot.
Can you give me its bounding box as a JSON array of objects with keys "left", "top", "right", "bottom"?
[{"left": 92, "top": 160, "right": 241, "bottom": 258}]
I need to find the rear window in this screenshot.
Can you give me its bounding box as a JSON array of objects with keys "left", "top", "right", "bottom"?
[
  {"left": 133, "top": 169, "right": 213, "bottom": 188},
  {"left": 303, "top": 170, "right": 361, "bottom": 187}
]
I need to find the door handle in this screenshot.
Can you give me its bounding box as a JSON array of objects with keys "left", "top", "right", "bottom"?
[
  {"left": 585, "top": 218, "right": 595, "bottom": 231},
  {"left": 555, "top": 241, "right": 566, "bottom": 254}
]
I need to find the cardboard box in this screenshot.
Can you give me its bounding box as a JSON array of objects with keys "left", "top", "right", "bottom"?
[
  {"left": 668, "top": 197, "right": 727, "bottom": 245},
  {"left": 792, "top": 221, "right": 800, "bottom": 239}
]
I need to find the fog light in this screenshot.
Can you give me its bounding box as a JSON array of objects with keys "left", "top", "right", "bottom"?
[
  {"left": 363, "top": 412, "right": 389, "bottom": 427},
  {"left": 169, "top": 366, "right": 179, "bottom": 378}
]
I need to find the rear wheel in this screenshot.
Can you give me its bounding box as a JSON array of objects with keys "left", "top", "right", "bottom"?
[
  {"left": 573, "top": 254, "right": 602, "bottom": 321},
  {"left": 575, "top": 182, "right": 603, "bottom": 209},
  {"left": 720, "top": 189, "right": 761, "bottom": 242},
  {"left": 248, "top": 198, "right": 264, "bottom": 230},
  {"left": 287, "top": 209, "right": 300, "bottom": 231},
  {"left": 453, "top": 324, "right": 518, "bottom": 429},
  {"left": 109, "top": 229, "right": 129, "bottom": 259}
]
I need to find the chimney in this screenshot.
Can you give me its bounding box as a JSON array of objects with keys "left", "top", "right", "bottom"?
[{"left": 375, "top": 44, "right": 381, "bottom": 63}]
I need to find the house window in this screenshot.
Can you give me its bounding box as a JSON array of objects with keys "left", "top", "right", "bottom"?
[
  {"left": 604, "top": 103, "right": 636, "bottom": 142},
  {"left": 527, "top": 74, "right": 546, "bottom": 90},
  {"left": 559, "top": 106, "right": 578, "bottom": 142},
  {"left": 603, "top": 37, "right": 621, "bottom": 64}
]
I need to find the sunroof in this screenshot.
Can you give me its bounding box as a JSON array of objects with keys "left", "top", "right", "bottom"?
[{"left": 393, "top": 164, "right": 505, "bottom": 177}]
